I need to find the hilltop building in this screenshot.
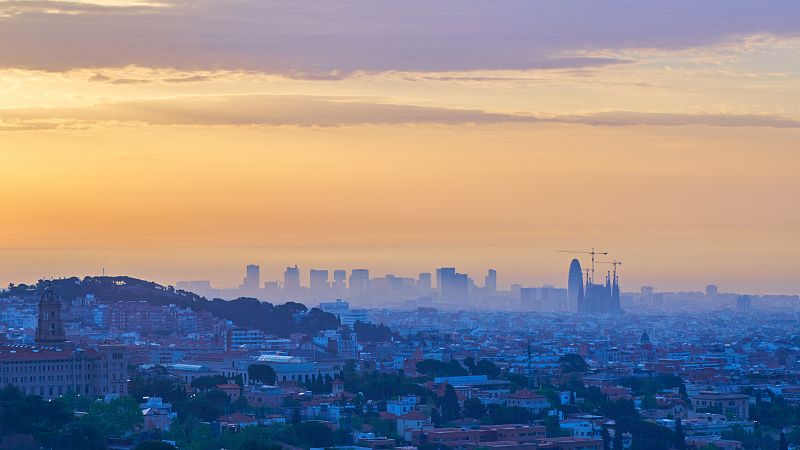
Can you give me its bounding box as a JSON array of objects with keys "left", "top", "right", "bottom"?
[{"left": 0, "top": 290, "right": 128, "bottom": 399}]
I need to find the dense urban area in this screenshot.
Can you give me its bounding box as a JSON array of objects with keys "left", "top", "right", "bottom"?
[{"left": 0, "top": 262, "right": 799, "bottom": 450}]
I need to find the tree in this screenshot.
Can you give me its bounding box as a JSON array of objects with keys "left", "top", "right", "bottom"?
[
  {"left": 601, "top": 427, "right": 611, "bottom": 450},
  {"left": 464, "top": 357, "right": 477, "bottom": 374},
  {"left": 83, "top": 396, "right": 144, "bottom": 438},
  {"left": 439, "top": 384, "right": 461, "bottom": 422},
  {"left": 0, "top": 385, "right": 72, "bottom": 438},
  {"left": 191, "top": 375, "right": 228, "bottom": 392},
  {"left": 558, "top": 354, "right": 588, "bottom": 373},
  {"left": 613, "top": 427, "right": 623, "bottom": 450},
  {"left": 487, "top": 405, "right": 532, "bottom": 425},
  {"left": 474, "top": 360, "right": 501, "bottom": 378},
  {"left": 416, "top": 359, "right": 467, "bottom": 377},
  {"left": 135, "top": 441, "right": 178, "bottom": 450},
  {"left": 248, "top": 364, "right": 277, "bottom": 385},
  {"left": 292, "top": 421, "right": 335, "bottom": 448},
  {"left": 674, "top": 418, "right": 686, "bottom": 450},
  {"left": 50, "top": 422, "right": 107, "bottom": 450},
  {"left": 463, "top": 398, "right": 487, "bottom": 419},
  {"left": 241, "top": 441, "right": 282, "bottom": 450}
]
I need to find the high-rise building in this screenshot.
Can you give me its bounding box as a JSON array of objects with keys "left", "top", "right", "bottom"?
[
  {"left": 243, "top": 264, "right": 260, "bottom": 291},
  {"left": 437, "top": 267, "right": 468, "bottom": 303},
  {"left": 417, "top": 272, "right": 432, "bottom": 290},
  {"left": 485, "top": 269, "right": 497, "bottom": 293},
  {"left": 332, "top": 270, "right": 347, "bottom": 289},
  {"left": 309, "top": 269, "right": 329, "bottom": 292},
  {"left": 706, "top": 284, "right": 718, "bottom": 297},
  {"left": 520, "top": 287, "right": 541, "bottom": 311},
  {"left": 349, "top": 269, "right": 370, "bottom": 293},
  {"left": 284, "top": 265, "right": 301, "bottom": 290},
  {"left": 567, "top": 259, "right": 584, "bottom": 313}
]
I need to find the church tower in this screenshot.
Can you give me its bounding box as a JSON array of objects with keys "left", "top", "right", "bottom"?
[{"left": 35, "top": 290, "right": 67, "bottom": 344}]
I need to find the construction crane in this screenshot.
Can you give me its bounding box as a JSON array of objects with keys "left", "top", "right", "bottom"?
[
  {"left": 558, "top": 248, "right": 608, "bottom": 284},
  {"left": 597, "top": 259, "right": 622, "bottom": 280}
]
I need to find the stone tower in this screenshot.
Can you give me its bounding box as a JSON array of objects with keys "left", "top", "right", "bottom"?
[{"left": 35, "top": 290, "right": 66, "bottom": 344}]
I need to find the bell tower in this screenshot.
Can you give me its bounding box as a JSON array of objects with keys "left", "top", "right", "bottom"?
[{"left": 35, "top": 290, "right": 66, "bottom": 344}]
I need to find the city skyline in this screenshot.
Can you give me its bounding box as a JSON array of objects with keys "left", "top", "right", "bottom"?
[{"left": 1, "top": 1, "right": 799, "bottom": 294}]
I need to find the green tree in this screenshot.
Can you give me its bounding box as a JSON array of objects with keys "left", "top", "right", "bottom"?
[
  {"left": 248, "top": 364, "right": 277, "bottom": 385},
  {"left": 464, "top": 357, "right": 477, "bottom": 374},
  {"left": 135, "top": 441, "right": 178, "bottom": 450},
  {"left": 487, "top": 405, "right": 532, "bottom": 425},
  {"left": 241, "top": 441, "right": 282, "bottom": 450},
  {"left": 558, "top": 354, "right": 588, "bottom": 373},
  {"left": 463, "top": 398, "right": 487, "bottom": 419},
  {"left": 601, "top": 427, "right": 611, "bottom": 450},
  {"left": 613, "top": 427, "right": 623, "bottom": 450},
  {"left": 474, "top": 360, "right": 501, "bottom": 378},
  {"left": 292, "top": 421, "right": 335, "bottom": 448},
  {"left": 641, "top": 394, "right": 657, "bottom": 410},
  {"left": 83, "top": 396, "right": 144, "bottom": 438},
  {"left": 191, "top": 375, "right": 228, "bottom": 392},
  {"left": 674, "top": 418, "right": 686, "bottom": 450},
  {"left": 439, "top": 384, "right": 461, "bottom": 422},
  {"left": 50, "top": 422, "right": 107, "bottom": 450}
]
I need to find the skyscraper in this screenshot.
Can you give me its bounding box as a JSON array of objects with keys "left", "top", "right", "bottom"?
[
  {"left": 284, "top": 265, "right": 301, "bottom": 290},
  {"left": 243, "top": 264, "right": 260, "bottom": 291},
  {"left": 349, "top": 269, "right": 370, "bottom": 293},
  {"left": 437, "top": 267, "right": 468, "bottom": 303},
  {"left": 332, "top": 270, "right": 347, "bottom": 289},
  {"left": 485, "top": 269, "right": 497, "bottom": 293},
  {"left": 417, "top": 272, "right": 432, "bottom": 290},
  {"left": 706, "top": 284, "right": 718, "bottom": 297},
  {"left": 567, "top": 259, "right": 584, "bottom": 313},
  {"left": 309, "top": 269, "right": 329, "bottom": 292}
]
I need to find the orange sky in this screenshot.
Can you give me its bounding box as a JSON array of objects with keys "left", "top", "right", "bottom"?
[{"left": 0, "top": 1, "right": 799, "bottom": 294}]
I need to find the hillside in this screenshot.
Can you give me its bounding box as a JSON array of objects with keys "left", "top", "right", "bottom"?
[{"left": 2, "top": 276, "right": 340, "bottom": 337}]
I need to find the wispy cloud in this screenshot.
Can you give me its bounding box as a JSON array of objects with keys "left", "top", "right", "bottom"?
[
  {"left": 0, "top": 1, "right": 797, "bottom": 76},
  {"left": 2, "top": 94, "right": 798, "bottom": 130}
]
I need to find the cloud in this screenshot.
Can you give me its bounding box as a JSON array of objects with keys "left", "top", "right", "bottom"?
[
  {"left": 0, "top": 0, "right": 797, "bottom": 76},
  {"left": 1, "top": 94, "right": 799, "bottom": 130},
  {"left": 561, "top": 112, "right": 800, "bottom": 129}
]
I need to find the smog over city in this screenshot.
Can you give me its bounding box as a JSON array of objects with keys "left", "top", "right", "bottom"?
[{"left": 0, "top": 1, "right": 799, "bottom": 450}]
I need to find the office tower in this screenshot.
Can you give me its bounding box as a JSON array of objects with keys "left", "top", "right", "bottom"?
[
  {"left": 243, "top": 264, "right": 260, "bottom": 291},
  {"left": 349, "top": 269, "right": 370, "bottom": 293},
  {"left": 332, "top": 270, "right": 347, "bottom": 289},
  {"left": 485, "top": 269, "right": 497, "bottom": 293},
  {"left": 437, "top": 267, "right": 468, "bottom": 303},
  {"left": 706, "top": 284, "right": 718, "bottom": 297},
  {"left": 284, "top": 265, "right": 301, "bottom": 290},
  {"left": 436, "top": 267, "right": 455, "bottom": 291},
  {"left": 567, "top": 259, "right": 584, "bottom": 313},
  {"left": 520, "top": 287, "right": 541, "bottom": 311},
  {"left": 417, "top": 272, "right": 432, "bottom": 290},
  {"left": 310, "top": 269, "right": 329, "bottom": 292}
]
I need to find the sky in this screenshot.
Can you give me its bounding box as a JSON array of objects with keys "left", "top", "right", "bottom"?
[{"left": 0, "top": 0, "right": 799, "bottom": 294}]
